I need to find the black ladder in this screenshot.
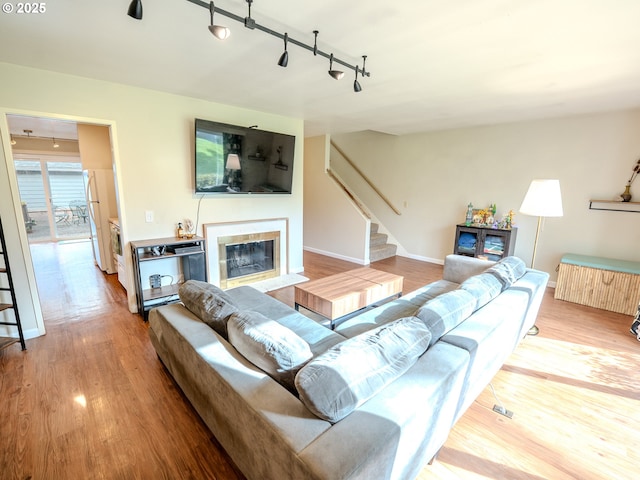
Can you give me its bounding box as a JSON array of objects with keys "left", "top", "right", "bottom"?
[{"left": 0, "top": 217, "right": 26, "bottom": 351}]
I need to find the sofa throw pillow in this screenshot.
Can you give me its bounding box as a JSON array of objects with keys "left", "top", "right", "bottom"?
[
  {"left": 415, "top": 289, "right": 477, "bottom": 345},
  {"left": 178, "top": 280, "right": 238, "bottom": 338},
  {"left": 228, "top": 310, "right": 313, "bottom": 393},
  {"left": 458, "top": 273, "right": 503, "bottom": 311},
  {"left": 295, "top": 316, "right": 431, "bottom": 423},
  {"left": 486, "top": 256, "right": 527, "bottom": 290}
]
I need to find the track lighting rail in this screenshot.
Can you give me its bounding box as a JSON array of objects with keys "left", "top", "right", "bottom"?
[
  {"left": 187, "top": 0, "right": 370, "bottom": 78},
  {"left": 129, "top": 0, "right": 370, "bottom": 89}
]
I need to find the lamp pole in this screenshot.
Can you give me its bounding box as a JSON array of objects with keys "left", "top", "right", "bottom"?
[{"left": 531, "top": 216, "right": 543, "bottom": 269}]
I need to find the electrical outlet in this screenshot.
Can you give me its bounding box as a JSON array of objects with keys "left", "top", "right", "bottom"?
[
  {"left": 149, "top": 274, "right": 161, "bottom": 288},
  {"left": 145, "top": 210, "right": 154, "bottom": 223},
  {"left": 493, "top": 405, "right": 513, "bottom": 418}
]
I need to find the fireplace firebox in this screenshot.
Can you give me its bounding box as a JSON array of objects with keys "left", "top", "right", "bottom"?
[{"left": 218, "top": 231, "right": 280, "bottom": 288}]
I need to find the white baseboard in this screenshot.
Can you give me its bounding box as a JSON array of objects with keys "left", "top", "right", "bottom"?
[
  {"left": 303, "top": 246, "right": 367, "bottom": 265},
  {"left": 397, "top": 252, "right": 444, "bottom": 265}
]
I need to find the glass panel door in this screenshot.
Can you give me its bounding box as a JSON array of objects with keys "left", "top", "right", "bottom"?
[
  {"left": 14, "top": 159, "right": 52, "bottom": 241},
  {"left": 14, "top": 157, "right": 89, "bottom": 242},
  {"left": 484, "top": 233, "right": 506, "bottom": 260},
  {"left": 457, "top": 231, "right": 478, "bottom": 256},
  {"left": 47, "top": 161, "right": 90, "bottom": 240}
]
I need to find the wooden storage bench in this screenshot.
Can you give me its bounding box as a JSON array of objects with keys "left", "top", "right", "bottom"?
[{"left": 555, "top": 254, "right": 640, "bottom": 316}]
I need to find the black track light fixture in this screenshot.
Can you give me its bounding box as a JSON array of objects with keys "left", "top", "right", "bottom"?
[
  {"left": 278, "top": 33, "right": 289, "bottom": 67},
  {"left": 353, "top": 55, "right": 367, "bottom": 92},
  {"left": 127, "top": 0, "right": 142, "bottom": 20},
  {"left": 353, "top": 77, "right": 362, "bottom": 92},
  {"left": 353, "top": 69, "right": 362, "bottom": 92},
  {"left": 208, "top": 1, "right": 230, "bottom": 40},
  {"left": 328, "top": 54, "right": 344, "bottom": 80},
  {"left": 124, "top": 0, "right": 371, "bottom": 93}
]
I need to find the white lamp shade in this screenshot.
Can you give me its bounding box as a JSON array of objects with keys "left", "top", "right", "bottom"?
[
  {"left": 225, "top": 154, "right": 241, "bottom": 170},
  {"left": 519, "top": 179, "right": 563, "bottom": 217}
]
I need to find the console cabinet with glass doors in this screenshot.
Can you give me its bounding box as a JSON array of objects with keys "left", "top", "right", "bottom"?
[{"left": 453, "top": 224, "right": 517, "bottom": 261}]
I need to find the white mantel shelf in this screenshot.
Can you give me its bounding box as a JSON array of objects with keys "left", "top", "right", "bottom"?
[{"left": 589, "top": 200, "right": 640, "bottom": 213}]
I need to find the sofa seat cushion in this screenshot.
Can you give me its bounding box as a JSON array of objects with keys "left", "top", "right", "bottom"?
[
  {"left": 227, "top": 310, "right": 313, "bottom": 392},
  {"left": 179, "top": 280, "right": 238, "bottom": 338},
  {"left": 440, "top": 286, "right": 532, "bottom": 421},
  {"left": 415, "top": 289, "right": 477, "bottom": 346},
  {"left": 295, "top": 317, "right": 432, "bottom": 423}
]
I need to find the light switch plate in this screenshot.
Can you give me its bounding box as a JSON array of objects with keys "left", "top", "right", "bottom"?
[{"left": 145, "top": 210, "right": 154, "bottom": 223}]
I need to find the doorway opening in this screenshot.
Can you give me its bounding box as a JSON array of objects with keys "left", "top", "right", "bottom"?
[{"left": 6, "top": 113, "right": 122, "bottom": 327}]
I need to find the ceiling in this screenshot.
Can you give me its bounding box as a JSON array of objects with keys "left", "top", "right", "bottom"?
[
  {"left": 8, "top": 116, "right": 79, "bottom": 141},
  {"left": 2, "top": 0, "right": 640, "bottom": 137}
]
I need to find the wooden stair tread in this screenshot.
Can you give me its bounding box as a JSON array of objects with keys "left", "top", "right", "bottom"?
[
  {"left": 0, "top": 336, "right": 19, "bottom": 350},
  {"left": 0, "top": 303, "right": 15, "bottom": 312}
]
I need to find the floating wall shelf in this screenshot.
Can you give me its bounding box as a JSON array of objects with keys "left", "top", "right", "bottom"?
[{"left": 589, "top": 200, "right": 640, "bottom": 213}]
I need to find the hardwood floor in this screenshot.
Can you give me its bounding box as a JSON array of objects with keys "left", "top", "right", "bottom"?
[{"left": 1, "top": 243, "right": 638, "bottom": 479}]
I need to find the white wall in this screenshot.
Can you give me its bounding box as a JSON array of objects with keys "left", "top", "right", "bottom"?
[
  {"left": 332, "top": 110, "right": 640, "bottom": 281},
  {"left": 0, "top": 62, "right": 304, "bottom": 329},
  {"left": 303, "top": 135, "right": 369, "bottom": 264}
]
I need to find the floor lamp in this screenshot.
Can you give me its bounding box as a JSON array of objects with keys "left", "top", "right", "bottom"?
[{"left": 519, "top": 179, "right": 563, "bottom": 335}]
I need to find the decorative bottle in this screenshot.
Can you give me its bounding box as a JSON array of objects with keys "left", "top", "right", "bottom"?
[
  {"left": 465, "top": 203, "right": 473, "bottom": 226},
  {"left": 177, "top": 222, "right": 184, "bottom": 238}
]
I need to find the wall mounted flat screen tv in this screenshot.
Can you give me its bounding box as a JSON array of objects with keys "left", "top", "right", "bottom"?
[{"left": 195, "top": 118, "right": 296, "bottom": 194}]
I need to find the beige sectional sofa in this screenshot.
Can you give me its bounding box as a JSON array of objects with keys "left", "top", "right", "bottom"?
[{"left": 148, "top": 254, "right": 549, "bottom": 479}]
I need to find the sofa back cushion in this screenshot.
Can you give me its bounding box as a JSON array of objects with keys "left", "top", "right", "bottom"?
[
  {"left": 178, "top": 280, "right": 238, "bottom": 338},
  {"left": 486, "top": 256, "right": 527, "bottom": 289},
  {"left": 415, "top": 289, "right": 477, "bottom": 345},
  {"left": 458, "top": 256, "right": 527, "bottom": 311},
  {"left": 442, "top": 254, "right": 495, "bottom": 284},
  {"left": 228, "top": 310, "right": 313, "bottom": 393},
  {"left": 295, "top": 316, "right": 431, "bottom": 423},
  {"left": 458, "top": 273, "right": 503, "bottom": 311}
]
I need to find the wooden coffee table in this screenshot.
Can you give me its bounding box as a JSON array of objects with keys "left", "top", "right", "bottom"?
[{"left": 294, "top": 268, "right": 403, "bottom": 329}]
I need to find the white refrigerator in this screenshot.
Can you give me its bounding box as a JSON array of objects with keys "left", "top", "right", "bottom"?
[{"left": 84, "top": 169, "right": 118, "bottom": 274}]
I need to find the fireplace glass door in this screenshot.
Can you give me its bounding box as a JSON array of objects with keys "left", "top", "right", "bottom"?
[{"left": 218, "top": 231, "right": 280, "bottom": 288}]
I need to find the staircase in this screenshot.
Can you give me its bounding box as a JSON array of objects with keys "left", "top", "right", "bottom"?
[
  {"left": 0, "top": 217, "right": 26, "bottom": 351},
  {"left": 369, "top": 223, "right": 397, "bottom": 262}
]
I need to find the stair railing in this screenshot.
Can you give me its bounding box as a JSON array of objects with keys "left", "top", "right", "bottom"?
[
  {"left": 326, "top": 169, "right": 371, "bottom": 219},
  {"left": 330, "top": 140, "right": 402, "bottom": 216}
]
